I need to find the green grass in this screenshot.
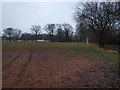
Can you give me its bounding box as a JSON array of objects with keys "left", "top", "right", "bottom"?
[
  {"left": 59, "top": 42, "right": 118, "bottom": 67},
  {"left": 47, "top": 42, "right": 118, "bottom": 67},
  {"left": 2, "top": 42, "right": 119, "bottom": 67}
]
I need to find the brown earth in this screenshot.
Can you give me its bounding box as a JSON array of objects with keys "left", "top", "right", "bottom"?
[{"left": 2, "top": 45, "right": 118, "bottom": 88}]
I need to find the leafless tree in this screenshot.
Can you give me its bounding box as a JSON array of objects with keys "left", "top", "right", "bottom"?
[
  {"left": 63, "top": 23, "right": 73, "bottom": 42},
  {"left": 74, "top": 2, "right": 120, "bottom": 48},
  {"left": 13, "top": 29, "right": 22, "bottom": 41},
  {"left": 44, "top": 24, "right": 56, "bottom": 42},
  {"left": 56, "top": 24, "right": 64, "bottom": 42},
  {"left": 31, "top": 25, "right": 41, "bottom": 42},
  {"left": 3, "top": 27, "right": 14, "bottom": 42}
]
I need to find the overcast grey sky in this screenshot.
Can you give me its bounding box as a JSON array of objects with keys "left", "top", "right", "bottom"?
[{"left": 2, "top": 2, "right": 77, "bottom": 33}]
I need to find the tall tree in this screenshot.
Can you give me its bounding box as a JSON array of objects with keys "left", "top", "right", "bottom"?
[
  {"left": 56, "top": 24, "right": 64, "bottom": 42},
  {"left": 44, "top": 24, "right": 55, "bottom": 42},
  {"left": 3, "top": 27, "right": 14, "bottom": 42},
  {"left": 75, "top": 22, "right": 87, "bottom": 42},
  {"left": 31, "top": 25, "right": 41, "bottom": 42},
  {"left": 63, "top": 23, "right": 73, "bottom": 42},
  {"left": 13, "top": 29, "right": 22, "bottom": 41},
  {"left": 75, "top": 2, "right": 120, "bottom": 48}
]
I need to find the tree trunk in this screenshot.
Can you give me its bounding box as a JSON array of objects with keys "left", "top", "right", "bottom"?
[
  {"left": 98, "top": 33, "right": 105, "bottom": 48},
  {"left": 35, "top": 33, "right": 37, "bottom": 42},
  {"left": 9, "top": 35, "right": 12, "bottom": 42},
  {"left": 50, "top": 35, "right": 53, "bottom": 42},
  {"left": 65, "top": 31, "right": 69, "bottom": 42}
]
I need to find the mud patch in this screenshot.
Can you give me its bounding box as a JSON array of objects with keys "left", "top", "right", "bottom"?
[{"left": 2, "top": 44, "right": 119, "bottom": 88}]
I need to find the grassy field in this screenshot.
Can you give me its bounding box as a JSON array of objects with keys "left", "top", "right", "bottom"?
[
  {"left": 2, "top": 42, "right": 118, "bottom": 66},
  {"left": 3, "top": 42, "right": 118, "bottom": 66}
]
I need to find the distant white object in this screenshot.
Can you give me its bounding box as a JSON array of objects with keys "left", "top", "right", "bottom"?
[
  {"left": 37, "top": 40, "right": 50, "bottom": 42},
  {"left": 37, "top": 40, "right": 45, "bottom": 42},
  {"left": 87, "top": 38, "right": 89, "bottom": 44}
]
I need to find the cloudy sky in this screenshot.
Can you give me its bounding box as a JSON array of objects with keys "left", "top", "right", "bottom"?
[{"left": 2, "top": 2, "right": 77, "bottom": 34}]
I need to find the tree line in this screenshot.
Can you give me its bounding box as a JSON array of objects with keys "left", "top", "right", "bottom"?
[{"left": 2, "top": 23, "right": 74, "bottom": 42}]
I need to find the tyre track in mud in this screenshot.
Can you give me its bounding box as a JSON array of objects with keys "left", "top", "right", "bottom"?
[
  {"left": 2, "top": 48, "right": 26, "bottom": 88},
  {"left": 18, "top": 48, "right": 33, "bottom": 77},
  {"left": 11, "top": 47, "right": 33, "bottom": 87},
  {"left": 2, "top": 49, "right": 24, "bottom": 70}
]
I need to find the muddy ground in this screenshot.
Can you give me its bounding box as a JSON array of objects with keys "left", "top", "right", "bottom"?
[{"left": 2, "top": 43, "right": 119, "bottom": 88}]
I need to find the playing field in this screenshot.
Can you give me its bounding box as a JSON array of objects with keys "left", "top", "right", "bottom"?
[{"left": 2, "top": 42, "right": 118, "bottom": 88}]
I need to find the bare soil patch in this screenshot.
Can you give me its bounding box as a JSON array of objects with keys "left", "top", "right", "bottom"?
[{"left": 2, "top": 44, "right": 118, "bottom": 88}]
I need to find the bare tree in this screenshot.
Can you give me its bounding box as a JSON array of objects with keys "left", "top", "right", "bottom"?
[
  {"left": 31, "top": 25, "right": 41, "bottom": 42},
  {"left": 74, "top": 2, "right": 120, "bottom": 48},
  {"left": 75, "top": 22, "right": 87, "bottom": 42},
  {"left": 63, "top": 23, "right": 73, "bottom": 42},
  {"left": 3, "top": 27, "right": 14, "bottom": 42},
  {"left": 44, "top": 24, "right": 55, "bottom": 42},
  {"left": 13, "top": 29, "right": 22, "bottom": 41},
  {"left": 56, "top": 24, "right": 64, "bottom": 42}
]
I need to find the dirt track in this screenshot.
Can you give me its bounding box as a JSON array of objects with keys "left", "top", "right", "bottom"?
[{"left": 2, "top": 44, "right": 118, "bottom": 88}]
